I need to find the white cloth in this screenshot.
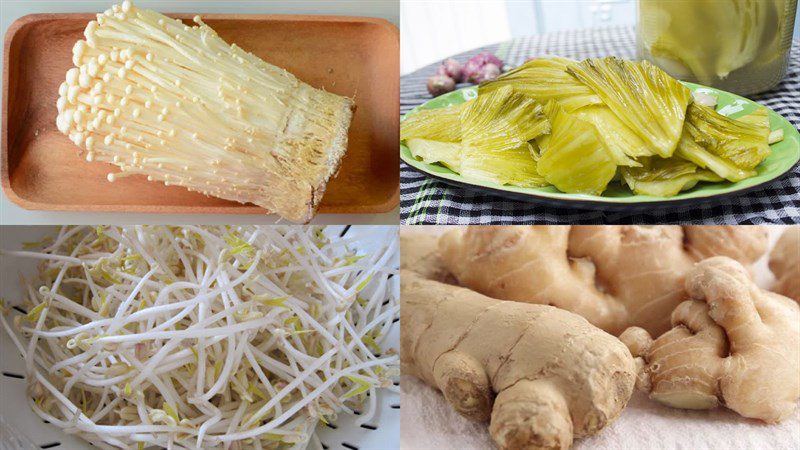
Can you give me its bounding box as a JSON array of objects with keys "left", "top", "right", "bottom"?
[{"left": 401, "top": 379, "right": 800, "bottom": 450}]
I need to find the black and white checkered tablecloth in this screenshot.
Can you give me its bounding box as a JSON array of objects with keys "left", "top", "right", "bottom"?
[{"left": 400, "top": 27, "right": 800, "bottom": 224}]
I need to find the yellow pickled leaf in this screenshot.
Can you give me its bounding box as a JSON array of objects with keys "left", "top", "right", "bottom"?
[
  {"left": 460, "top": 143, "right": 547, "bottom": 188},
  {"left": 480, "top": 56, "right": 601, "bottom": 111},
  {"left": 621, "top": 157, "right": 722, "bottom": 197},
  {"left": 573, "top": 105, "right": 646, "bottom": 164},
  {"left": 406, "top": 138, "right": 462, "bottom": 173},
  {"left": 537, "top": 102, "right": 617, "bottom": 195},
  {"left": 460, "top": 86, "right": 549, "bottom": 151},
  {"left": 567, "top": 57, "right": 691, "bottom": 158},
  {"left": 684, "top": 103, "right": 771, "bottom": 170},
  {"left": 675, "top": 131, "right": 755, "bottom": 182},
  {"left": 400, "top": 103, "right": 465, "bottom": 142}
]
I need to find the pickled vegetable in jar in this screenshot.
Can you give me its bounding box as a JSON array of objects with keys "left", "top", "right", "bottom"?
[{"left": 638, "top": 0, "right": 797, "bottom": 95}]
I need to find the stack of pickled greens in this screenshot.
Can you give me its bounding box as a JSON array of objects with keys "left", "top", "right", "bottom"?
[{"left": 401, "top": 56, "right": 783, "bottom": 197}]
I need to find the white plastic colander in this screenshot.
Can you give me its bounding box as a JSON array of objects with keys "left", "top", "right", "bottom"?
[{"left": 0, "top": 225, "right": 399, "bottom": 450}]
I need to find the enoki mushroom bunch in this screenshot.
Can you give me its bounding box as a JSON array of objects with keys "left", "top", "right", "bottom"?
[
  {"left": 0, "top": 226, "right": 398, "bottom": 449},
  {"left": 55, "top": 1, "right": 354, "bottom": 223}
]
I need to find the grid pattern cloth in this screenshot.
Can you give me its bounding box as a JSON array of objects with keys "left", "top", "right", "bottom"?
[{"left": 400, "top": 27, "right": 800, "bottom": 224}]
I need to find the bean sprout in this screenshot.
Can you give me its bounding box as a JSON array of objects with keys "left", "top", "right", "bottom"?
[{"left": 0, "top": 226, "right": 399, "bottom": 450}]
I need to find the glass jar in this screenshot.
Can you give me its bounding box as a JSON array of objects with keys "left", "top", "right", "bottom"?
[{"left": 637, "top": 0, "right": 797, "bottom": 95}]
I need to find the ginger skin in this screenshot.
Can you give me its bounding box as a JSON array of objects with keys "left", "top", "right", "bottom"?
[
  {"left": 438, "top": 226, "right": 628, "bottom": 333},
  {"left": 401, "top": 270, "right": 636, "bottom": 450},
  {"left": 769, "top": 226, "right": 800, "bottom": 302},
  {"left": 440, "top": 225, "right": 767, "bottom": 335},
  {"left": 682, "top": 226, "right": 769, "bottom": 263},
  {"left": 620, "top": 257, "right": 800, "bottom": 423},
  {"left": 400, "top": 231, "right": 455, "bottom": 284}
]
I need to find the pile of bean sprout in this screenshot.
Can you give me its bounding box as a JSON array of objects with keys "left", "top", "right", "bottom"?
[{"left": 0, "top": 226, "right": 399, "bottom": 450}]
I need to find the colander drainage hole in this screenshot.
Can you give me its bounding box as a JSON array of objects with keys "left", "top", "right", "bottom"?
[
  {"left": 40, "top": 443, "right": 61, "bottom": 449},
  {"left": 359, "top": 424, "right": 377, "bottom": 430},
  {"left": 325, "top": 423, "right": 338, "bottom": 430},
  {"left": 339, "top": 225, "right": 352, "bottom": 237},
  {"left": 12, "top": 306, "right": 27, "bottom": 314},
  {"left": 2, "top": 371, "right": 24, "bottom": 379},
  {"left": 390, "top": 403, "right": 400, "bottom": 409},
  {"left": 342, "top": 443, "right": 359, "bottom": 450}
]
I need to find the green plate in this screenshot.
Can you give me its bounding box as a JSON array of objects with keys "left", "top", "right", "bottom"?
[{"left": 400, "top": 84, "right": 800, "bottom": 209}]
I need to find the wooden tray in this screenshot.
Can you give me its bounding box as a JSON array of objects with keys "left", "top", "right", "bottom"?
[{"left": 2, "top": 13, "right": 400, "bottom": 215}]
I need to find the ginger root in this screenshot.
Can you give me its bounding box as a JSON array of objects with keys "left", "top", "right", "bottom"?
[
  {"left": 439, "top": 225, "right": 767, "bottom": 335},
  {"left": 400, "top": 231, "right": 455, "bottom": 284},
  {"left": 620, "top": 257, "right": 800, "bottom": 423},
  {"left": 401, "top": 270, "right": 636, "bottom": 450},
  {"left": 769, "top": 226, "right": 800, "bottom": 302}
]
